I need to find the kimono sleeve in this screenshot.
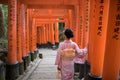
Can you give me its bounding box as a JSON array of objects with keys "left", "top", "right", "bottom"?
[
  {"left": 74, "top": 43, "right": 83, "bottom": 54},
  {"left": 55, "top": 42, "right": 63, "bottom": 66},
  {"left": 74, "top": 43, "right": 88, "bottom": 54}
]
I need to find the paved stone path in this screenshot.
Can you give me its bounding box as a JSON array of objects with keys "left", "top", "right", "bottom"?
[
  {"left": 28, "top": 49, "right": 60, "bottom": 80},
  {"left": 17, "top": 49, "right": 80, "bottom": 80}
]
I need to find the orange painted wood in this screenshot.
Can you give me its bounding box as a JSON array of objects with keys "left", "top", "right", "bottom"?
[
  {"left": 26, "top": 9, "right": 30, "bottom": 53},
  {"left": 71, "top": 9, "right": 76, "bottom": 42},
  {"left": 33, "top": 19, "right": 37, "bottom": 50},
  {"left": 27, "top": 5, "right": 74, "bottom": 9},
  {"left": 74, "top": 5, "right": 80, "bottom": 47},
  {"left": 35, "top": 19, "right": 66, "bottom": 23},
  {"left": 40, "top": 27, "right": 42, "bottom": 44},
  {"left": 37, "top": 27, "right": 40, "bottom": 44},
  {"left": 22, "top": 0, "right": 78, "bottom": 5},
  {"left": 54, "top": 23, "right": 59, "bottom": 43},
  {"left": 68, "top": 9, "right": 73, "bottom": 29},
  {"left": 21, "top": 4, "right": 27, "bottom": 57},
  {"left": 87, "top": 0, "right": 95, "bottom": 64},
  {"left": 77, "top": 1, "right": 83, "bottom": 48},
  {"left": 17, "top": 0, "right": 22, "bottom": 62},
  {"left": 45, "top": 25, "right": 49, "bottom": 43},
  {"left": 8, "top": 0, "right": 17, "bottom": 64},
  {"left": 43, "top": 26, "right": 46, "bottom": 44},
  {"left": 82, "top": 0, "right": 89, "bottom": 48},
  {"left": 90, "top": 0, "right": 108, "bottom": 76},
  {"left": 41, "top": 26, "right": 44, "bottom": 44},
  {"left": 47, "top": 24, "right": 51, "bottom": 42},
  {"left": 51, "top": 23, "right": 55, "bottom": 44},
  {"left": 102, "top": 0, "right": 120, "bottom": 80},
  {"left": 29, "top": 9, "right": 34, "bottom": 52}
]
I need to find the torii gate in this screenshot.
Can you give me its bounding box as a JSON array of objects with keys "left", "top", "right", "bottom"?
[{"left": 0, "top": 0, "right": 120, "bottom": 80}]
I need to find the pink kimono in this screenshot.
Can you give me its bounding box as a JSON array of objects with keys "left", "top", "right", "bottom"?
[{"left": 55, "top": 40, "right": 87, "bottom": 80}]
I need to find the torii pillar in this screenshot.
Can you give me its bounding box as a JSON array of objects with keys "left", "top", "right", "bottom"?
[
  {"left": 21, "top": 4, "right": 28, "bottom": 70},
  {"left": 26, "top": 9, "right": 31, "bottom": 66},
  {"left": 54, "top": 23, "right": 59, "bottom": 48},
  {"left": 6, "top": 0, "right": 19, "bottom": 79},
  {"left": 85, "top": 0, "right": 108, "bottom": 80},
  {"left": 102, "top": 0, "right": 120, "bottom": 80},
  {"left": 17, "top": 0, "right": 24, "bottom": 75}
]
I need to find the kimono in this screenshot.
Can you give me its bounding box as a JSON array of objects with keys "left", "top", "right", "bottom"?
[{"left": 55, "top": 40, "right": 87, "bottom": 80}]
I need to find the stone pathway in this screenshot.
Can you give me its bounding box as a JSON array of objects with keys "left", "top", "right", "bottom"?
[
  {"left": 27, "top": 49, "right": 60, "bottom": 80},
  {"left": 17, "top": 49, "right": 80, "bottom": 80}
]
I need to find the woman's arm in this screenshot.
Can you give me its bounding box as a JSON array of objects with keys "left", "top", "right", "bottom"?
[
  {"left": 55, "top": 43, "right": 63, "bottom": 69},
  {"left": 74, "top": 43, "right": 88, "bottom": 54}
]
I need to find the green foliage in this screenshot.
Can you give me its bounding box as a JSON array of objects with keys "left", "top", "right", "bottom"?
[{"left": 1, "top": 4, "right": 8, "bottom": 39}]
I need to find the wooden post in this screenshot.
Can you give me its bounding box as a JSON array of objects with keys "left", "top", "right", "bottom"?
[
  {"left": 17, "top": 0, "right": 24, "bottom": 75},
  {"left": 55, "top": 23, "right": 59, "bottom": 43},
  {"left": 6, "top": 0, "right": 19, "bottom": 79},
  {"left": 102, "top": 0, "right": 120, "bottom": 80},
  {"left": 21, "top": 4, "right": 28, "bottom": 70},
  {"left": 85, "top": 0, "right": 108, "bottom": 80},
  {"left": 21, "top": 4, "right": 27, "bottom": 58}
]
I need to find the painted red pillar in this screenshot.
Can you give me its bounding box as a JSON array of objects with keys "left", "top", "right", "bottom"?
[
  {"left": 86, "top": 0, "right": 108, "bottom": 79},
  {"left": 39, "top": 27, "right": 42, "bottom": 45},
  {"left": 82, "top": 0, "right": 89, "bottom": 48},
  {"left": 21, "top": 4, "right": 29, "bottom": 70},
  {"left": 55, "top": 23, "right": 59, "bottom": 43},
  {"left": 87, "top": 0, "right": 95, "bottom": 67},
  {"left": 17, "top": 0, "right": 24, "bottom": 75},
  {"left": 8, "top": 0, "right": 17, "bottom": 65},
  {"left": 102, "top": 0, "right": 120, "bottom": 80},
  {"left": 71, "top": 9, "right": 77, "bottom": 42},
  {"left": 75, "top": 5, "right": 81, "bottom": 47},
  {"left": 37, "top": 27, "right": 40, "bottom": 44},
  {"left": 21, "top": 4, "right": 27, "bottom": 58},
  {"left": 45, "top": 24, "right": 49, "bottom": 44},
  {"left": 51, "top": 23, "right": 55, "bottom": 45},
  {"left": 17, "top": 0, "right": 22, "bottom": 64},
  {"left": 48, "top": 23, "right": 55, "bottom": 46},
  {"left": 25, "top": 9, "right": 29, "bottom": 55},
  {"left": 6, "top": 0, "right": 19, "bottom": 79},
  {"left": 68, "top": 9, "right": 73, "bottom": 29}
]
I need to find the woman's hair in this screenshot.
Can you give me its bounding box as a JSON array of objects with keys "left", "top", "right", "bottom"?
[{"left": 64, "top": 28, "right": 74, "bottom": 39}]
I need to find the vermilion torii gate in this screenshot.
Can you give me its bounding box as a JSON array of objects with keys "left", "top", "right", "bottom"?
[{"left": 0, "top": 0, "right": 120, "bottom": 80}]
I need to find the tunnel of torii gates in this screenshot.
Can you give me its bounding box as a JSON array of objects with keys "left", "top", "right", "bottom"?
[{"left": 0, "top": 0, "right": 120, "bottom": 80}]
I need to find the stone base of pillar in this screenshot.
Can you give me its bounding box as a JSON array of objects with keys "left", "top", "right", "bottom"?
[
  {"left": 55, "top": 42, "right": 59, "bottom": 48},
  {"left": 0, "top": 61, "right": 5, "bottom": 80},
  {"left": 84, "top": 73, "right": 102, "bottom": 80},
  {"left": 47, "top": 42, "right": 53, "bottom": 48},
  {"left": 79, "top": 64, "right": 85, "bottom": 79},
  {"left": 74, "top": 63, "right": 80, "bottom": 73},
  {"left": 19, "top": 61, "right": 24, "bottom": 75},
  {"left": 31, "top": 52, "right": 35, "bottom": 61},
  {"left": 34, "top": 49, "right": 38, "bottom": 59},
  {"left": 22, "top": 56, "right": 27, "bottom": 70},
  {"left": 27, "top": 52, "right": 31, "bottom": 66},
  {"left": 6, "top": 62, "right": 19, "bottom": 80},
  {"left": 84, "top": 61, "right": 90, "bottom": 77},
  {"left": 37, "top": 43, "right": 40, "bottom": 48}
]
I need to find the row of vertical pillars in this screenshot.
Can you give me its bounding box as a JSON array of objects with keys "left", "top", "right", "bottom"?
[
  {"left": 67, "top": 0, "right": 120, "bottom": 80},
  {"left": 1, "top": 0, "right": 120, "bottom": 80},
  {"left": 78, "top": 0, "right": 120, "bottom": 80},
  {"left": 37, "top": 23, "right": 59, "bottom": 48},
  {"left": 3, "top": 0, "right": 38, "bottom": 80}
]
